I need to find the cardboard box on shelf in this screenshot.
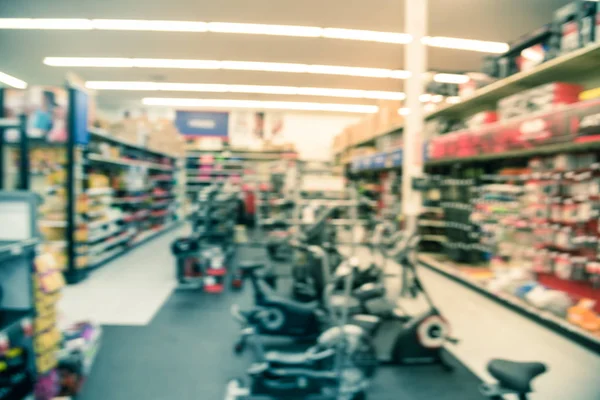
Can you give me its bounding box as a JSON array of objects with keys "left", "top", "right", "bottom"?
[{"left": 377, "top": 101, "right": 403, "bottom": 133}]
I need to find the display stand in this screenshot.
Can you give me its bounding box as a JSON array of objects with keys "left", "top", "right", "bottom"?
[{"left": 0, "top": 191, "right": 40, "bottom": 400}]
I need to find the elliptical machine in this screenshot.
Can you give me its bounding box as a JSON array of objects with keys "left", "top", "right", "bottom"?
[
  {"left": 350, "top": 234, "right": 457, "bottom": 367},
  {"left": 226, "top": 255, "right": 378, "bottom": 400}
]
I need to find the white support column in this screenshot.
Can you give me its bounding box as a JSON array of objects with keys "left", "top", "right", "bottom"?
[{"left": 402, "top": 0, "right": 428, "bottom": 233}]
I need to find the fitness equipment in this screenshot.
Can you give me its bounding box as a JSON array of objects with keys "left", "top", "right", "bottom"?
[
  {"left": 232, "top": 244, "right": 335, "bottom": 342},
  {"left": 350, "top": 234, "right": 457, "bottom": 367},
  {"left": 226, "top": 253, "right": 377, "bottom": 400},
  {"left": 171, "top": 232, "right": 229, "bottom": 292},
  {"left": 480, "top": 359, "right": 547, "bottom": 400}
]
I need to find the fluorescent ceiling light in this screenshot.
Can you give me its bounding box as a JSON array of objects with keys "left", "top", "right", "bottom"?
[
  {"left": 45, "top": 57, "right": 410, "bottom": 80},
  {"left": 423, "top": 36, "right": 509, "bottom": 54},
  {"left": 322, "top": 28, "right": 411, "bottom": 44},
  {"left": 86, "top": 81, "right": 405, "bottom": 100},
  {"left": 142, "top": 97, "right": 378, "bottom": 113},
  {"left": 0, "top": 18, "right": 508, "bottom": 52},
  {"left": 92, "top": 19, "right": 208, "bottom": 32},
  {"left": 0, "top": 18, "right": 92, "bottom": 30},
  {"left": 433, "top": 73, "right": 470, "bottom": 84},
  {"left": 207, "top": 22, "right": 321, "bottom": 37},
  {"left": 419, "top": 93, "right": 432, "bottom": 102},
  {"left": 0, "top": 71, "right": 28, "bottom": 89},
  {"left": 431, "top": 94, "right": 444, "bottom": 103},
  {"left": 446, "top": 96, "right": 461, "bottom": 104},
  {"left": 397, "top": 108, "right": 410, "bottom": 116}
]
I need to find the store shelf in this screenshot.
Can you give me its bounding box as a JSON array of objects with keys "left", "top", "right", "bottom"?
[
  {"left": 112, "top": 196, "right": 149, "bottom": 205},
  {"left": 87, "top": 216, "right": 122, "bottom": 230},
  {"left": 418, "top": 219, "right": 446, "bottom": 227},
  {"left": 421, "top": 235, "right": 447, "bottom": 243},
  {"left": 418, "top": 253, "right": 600, "bottom": 353},
  {"left": 88, "top": 154, "right": 174, "bottom": 172},
  {"left": 88, "top": 231, "right": 134, "bottom": 255},
  {"left": 87, "top": 226, "right": 125, "bottom": 243},
  {"left": 86, "top": 187, "right": 114, "bottom": 196},
  {"left": 426, "top": 139, "right": 600, "bottom": 167},
  {"left": 89, "top": 128, "right": 177, "bottom": 160},
  {"left": 39, "top": 220, "right": 67, "bottom": 228},
  {"left": 427, "top": 42, "right": 600, "bottom": 120}
]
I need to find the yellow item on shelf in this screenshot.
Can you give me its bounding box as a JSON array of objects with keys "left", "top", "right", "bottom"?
[
  {"left": 38, "top": 271, "right": 66, "bottom": 293},
  {"left": 580, "top": 87, "right": 600, "bottom": 101},
  {"left": 40, "top": 226, "right": 66, "bottom": 241},
  {"left": 77, "top": 256, "right": 89, "bottom": 268},
  {"left": 75, "top": 229, "right": 89, "bottom": 242},
  {"left": 35, "top": 327, "right": 62, "bottom": 354},
  {"left": 35, "top": 312, "right": 57, "bottom": 333},
  {"left": 36, "top": 350, "right": 58, "bottom": 375}
]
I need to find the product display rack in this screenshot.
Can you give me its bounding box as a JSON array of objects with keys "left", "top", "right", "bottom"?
[
  {"left": 64, "top": 128, "right": 183, "bottom": 283},
  {"left": 1, "top": 86, "right": 185, "bottom": 284},
  {"left": 339, "top": 35, "right": 600, "bottom": 354},
  {"left": 0, "top": 192, "right": 42, "bottom": 400}
]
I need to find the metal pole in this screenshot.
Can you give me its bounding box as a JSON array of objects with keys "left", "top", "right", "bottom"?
[
  {"left": 401, "top": 0, "right": 427, "bottom": 234},
  {"left": 18, "top": 114, "right": 29, "bottom": 190},
  {"left": 65, "top": 88, "right": 78, "bottom": 283}
]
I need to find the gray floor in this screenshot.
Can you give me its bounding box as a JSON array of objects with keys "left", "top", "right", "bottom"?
[{"left": 78, "top": 245, "right": 485, "bottom": 400}]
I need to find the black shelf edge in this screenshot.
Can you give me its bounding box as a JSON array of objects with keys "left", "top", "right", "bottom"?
[
  {"left": 418, "top": 255, "right": 600, "bottom": 354},
  {"left": 0, "top": 239, "right": 39, "bottom": 264}
]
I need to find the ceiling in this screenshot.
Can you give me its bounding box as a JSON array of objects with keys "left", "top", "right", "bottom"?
[{"left": 0, "top": 0, "right": 573, "bottom": 113}]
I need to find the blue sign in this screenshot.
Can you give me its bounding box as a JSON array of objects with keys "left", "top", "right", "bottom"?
[
  {"left": 371, "top": 153, "right": 386, "bottom": 169},
  {"left": 175, "top": 111, "right": 229, "bottom": 137},
  {"left": 71, "top": 88, "right": 89, "bottom": 145},
  {"left": 390, "top": 148, "right": 403, "bottom": 167}
]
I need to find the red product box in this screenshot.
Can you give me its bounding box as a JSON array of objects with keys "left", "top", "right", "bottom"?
[
  {"left": 455, "top": 130, "right": 477, "bottom": 157},
  {"left": 569, "top": 98, "right": 600, "bottom": 143},
  {"left": 500, "top": 108, "right": 572, "bottom": 150},
  {"left": 498, "top": 82, "right": 584, "bottom": 121},
  {"left": 466, "top": 111, "right": 498, "bottom": 129}
]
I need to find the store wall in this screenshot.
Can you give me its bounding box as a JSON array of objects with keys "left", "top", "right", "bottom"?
[
  {"left": 278, "top": 113, "right": 360, "bottom": 160},
  {"left": 97, "top": 106, "right": 360, "bottom": 160}
]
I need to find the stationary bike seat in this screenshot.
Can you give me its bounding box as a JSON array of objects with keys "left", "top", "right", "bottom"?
[
  {"left": 487, "top": 359, "right": 547, "bottom": 393},
  {"left": 238, "top": 261, "right": 265, "bottom": 273},
  {"left": 265, "top": 351, "right": 312, "bottom": 366},
  {"left": 353, "top": 283, "right": 386, "bottom": 302}
]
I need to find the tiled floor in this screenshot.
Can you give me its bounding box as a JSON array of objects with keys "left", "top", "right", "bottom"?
[{"left": 59, "top": 227, "right": 186, "bottom": 326}]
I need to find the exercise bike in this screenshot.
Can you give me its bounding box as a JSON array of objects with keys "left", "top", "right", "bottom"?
[
  {"left": 226, "top": 255, "right": 378, "bottom": 400},
  {"left": 350, "top": 234, "right": 457, "bottom": 368},
  {"left": 481, "top": 359, "right": 547, "bottom": 399},
  {"left": 232, "top": 244, "right": 343, "bottom": 343}
]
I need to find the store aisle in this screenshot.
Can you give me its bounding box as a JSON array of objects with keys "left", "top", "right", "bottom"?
[
  {"left": 59, "top": 227, "right": 186, "bottom": 326},
  {"left": 75, "top": 243, "right": 484, "bottom": 400}
]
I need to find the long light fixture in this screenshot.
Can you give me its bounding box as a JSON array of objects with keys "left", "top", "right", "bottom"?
[
  {"left": 422, "top": 36, "right": 509, "bottom": 54},
  {"left": 86, "top": 81, "right": 407, "bottom": 100},
  {"left": 0, "top": 71, "right": 27, "bottom": 89},
  {"left": 433, "top": 73, "right": 471, "bottom": 84},
  {"left": 142, "top": 97, "right": 378, "bottom": 113},
  {"left": 0, "top": 18, "right": 507, "bottom": 53},
  {"left": 45, "top": 57, "right": 466, "bottom": 82}
]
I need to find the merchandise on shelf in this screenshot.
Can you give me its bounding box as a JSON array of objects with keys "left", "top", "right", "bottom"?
[{"left": 55, "top": 322, "right": 102, "bottom": 398}]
